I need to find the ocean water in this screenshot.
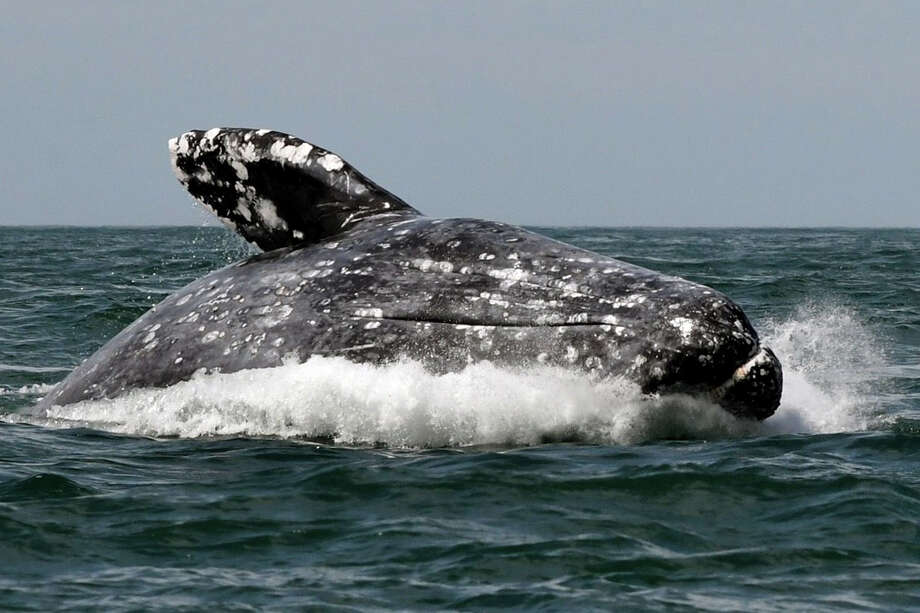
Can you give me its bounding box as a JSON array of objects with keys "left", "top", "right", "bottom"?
[{"left": 1, "top": 226, "right": 918, "bottom": 611}]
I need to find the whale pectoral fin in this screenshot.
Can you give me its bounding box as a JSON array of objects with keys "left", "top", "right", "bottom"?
[{"left": 168, "top": 128, "right": 420, "bottom": 251}]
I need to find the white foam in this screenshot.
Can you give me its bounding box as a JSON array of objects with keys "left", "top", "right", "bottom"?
[
  {"left": 29, "top": 357, "right": 760, "bottom": 446},
  {"left": 760, "top": 302, "right": 886, "bottom": 434},
  {"left": 0, "top": 383, "right": 55, "bottom": 397}
]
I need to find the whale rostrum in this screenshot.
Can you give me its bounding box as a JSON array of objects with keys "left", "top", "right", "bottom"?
[{"left": 39, "top": 128, "right": 782, "bottom": 420}]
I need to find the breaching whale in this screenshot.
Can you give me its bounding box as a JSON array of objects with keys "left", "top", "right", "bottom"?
[{"left": 39, "top": 128, "right": 782, "bottom": 419}]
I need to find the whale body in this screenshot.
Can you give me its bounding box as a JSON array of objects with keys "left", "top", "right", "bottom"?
[{"left": 40, "top": 128, "right": 782, "bottom": 419}]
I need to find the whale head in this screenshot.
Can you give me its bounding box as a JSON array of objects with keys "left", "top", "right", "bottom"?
[
  {"left": 629, "top": 290, "right": 783, "bottom": 420},
  {"left": 712, "top": 346, "right": 783, "bottom": 419}
]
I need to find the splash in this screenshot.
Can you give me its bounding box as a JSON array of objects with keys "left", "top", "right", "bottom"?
[
  {"left": 25, "top": 358, "right": 758, "bottom": 447},
  {"left": 14, "top": 302, "right": 889, "bottom": 447},
  {"left": 0, "top": 383, "right": 55, "bottom": 397},
  {"left": 760, "top": 302, "right": 886, "bottom": 434}
]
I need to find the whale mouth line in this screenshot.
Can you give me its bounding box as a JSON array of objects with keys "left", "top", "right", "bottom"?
[
  {"left": 710, "top": 345, "right": 783, "bottom": 419},
  {"left": 356, "top": 314, "right": 619, "bottom": 328},
  {"left": 714, "top": 347, "right": 772, "bottom": 393}
]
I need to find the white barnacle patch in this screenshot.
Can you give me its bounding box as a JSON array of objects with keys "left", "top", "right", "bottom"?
[
  {"left": 276, "top": 304, "right": 294, "bottom": 319},
  {"left": 278, "top": 144, "right": 298, "bottom": 162},
  {"left": 290, "top": 142, "right": 313, "bottom": 164},
  {"left": 230, "top": 160, "right": 249, "bottom": 180},
  {"left": 487, "top": 268, "right": 529, "bottom": 282},
  {"left": 566, "top": 312, "right": 589, "bottom": 324},
  {"left": 564, "top": 346, "right": 579, "bottom": 363},
  {"left": 601, "top": 315, "right": 619, "bottom": 325},
  {"left": 354, "top": 307, "right": 383, "bottom": 319},
  {"left": 446, "top": 240, "right": 462, "bottom": 249},
  {"left": 670, "top": 317, "right": 696, "bottom": 341},
  {"left": 235, "top": 198, "right": 253, "bottom": 221},
  {"left": 559, "top": 281, "right": 581, "bottom": 295},
  {"left": 318, "top": 153, "right": 344, "bottom": 171},
  {"left": 534, "top": 313, "right": 566, "bottom": 325},
  {"left": 478, "top": 253, "right": 496, "bottom": 261},
  {"left": 488, "top": 295, "right": 510, "bottom": 308},
  {"left": 412, "top": 258, "right": 454, "bottom": 273},
  {"left": 178, "top": 311, "right": 200, "bottom": 324},
  {"left": 269, "top": 140, "right": 287, "bottom": 158},
  {"left": 364, "top": 321, "right": 381, "bottom": 330},
  {"left": 255, "top": 198, "right": 288, "bottom": 230},
  {"left": 239, "top": 141, "right": 258, "bottom": 162},
  {"left": 204, "top": 128, "right": 221, "bottom": 141}
]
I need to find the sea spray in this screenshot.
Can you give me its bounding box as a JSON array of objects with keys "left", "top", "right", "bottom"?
[
  {"left": 760, "top": 301, "right": 886, "bottom": 434},
  {"left": 25, "top": 356, "right": 762, "bottom": 445}
]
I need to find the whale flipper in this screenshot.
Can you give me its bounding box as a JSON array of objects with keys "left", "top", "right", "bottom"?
[{"left": 169, "top": 128, "right": 419, "bottom": 251}]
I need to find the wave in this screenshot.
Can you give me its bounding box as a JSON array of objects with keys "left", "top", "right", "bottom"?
[
  {"left": 10, "top": 302, "right": 889, "bottom": 447},
  {"left": 0, "top": 383, "right": 56, "bottom": 396}
]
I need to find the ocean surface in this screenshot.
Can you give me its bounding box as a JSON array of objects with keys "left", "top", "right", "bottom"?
[{"left": 1, "top": 226, "right": 918, "bottom": 611}]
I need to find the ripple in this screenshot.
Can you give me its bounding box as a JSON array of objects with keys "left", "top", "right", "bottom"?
[{"left": 0, "top": 473, "right": 95, "bottom": 501}]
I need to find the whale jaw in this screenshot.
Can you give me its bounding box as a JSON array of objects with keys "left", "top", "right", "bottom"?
[{"left": 712, "top": 346, "right": 783, "bottom": 420}]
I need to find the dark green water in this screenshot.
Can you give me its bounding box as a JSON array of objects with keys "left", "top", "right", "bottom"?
[{"left": 1, "top": 227, "right": 918, "bottom": 610}]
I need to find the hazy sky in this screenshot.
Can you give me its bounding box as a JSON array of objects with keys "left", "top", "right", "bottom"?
[{"left": 1, "top": 1, "right": 917, "bottom": 227}]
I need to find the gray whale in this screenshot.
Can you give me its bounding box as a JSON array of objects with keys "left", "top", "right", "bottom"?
[{"left": 40, "top": 128, "right": 782, "bottom": 419}]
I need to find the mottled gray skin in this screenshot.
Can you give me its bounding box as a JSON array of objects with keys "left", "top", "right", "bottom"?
[{"left": 41, "top": 128, "right": 782, "bottom": 419}]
